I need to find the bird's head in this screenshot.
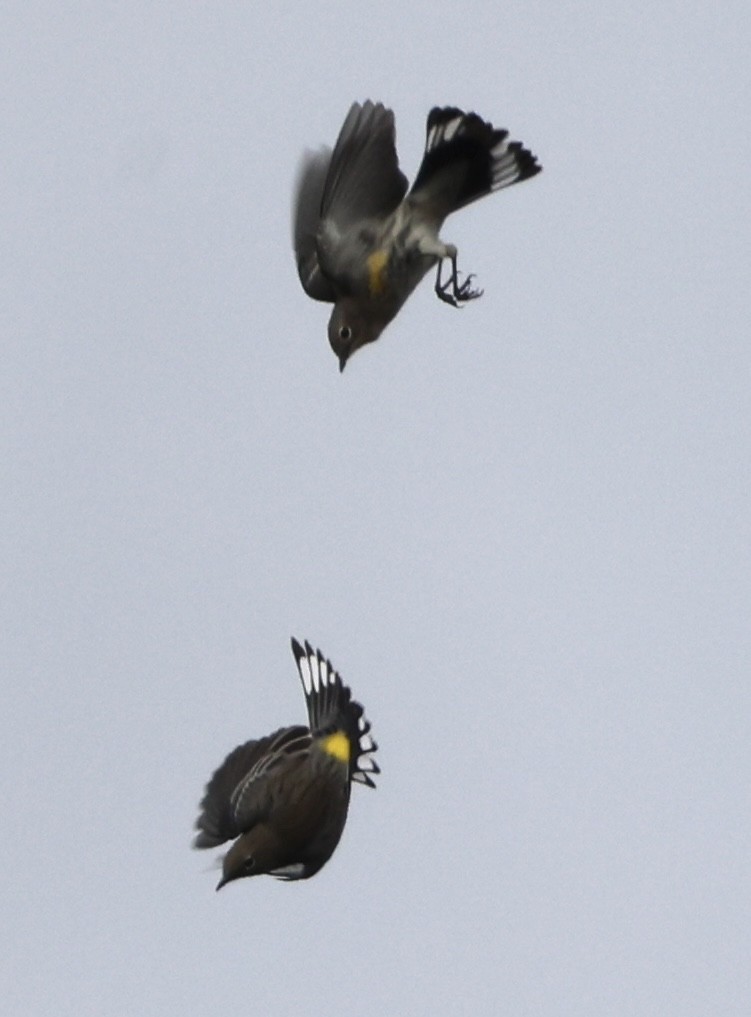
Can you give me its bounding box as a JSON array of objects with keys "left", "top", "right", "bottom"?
[
  {"left": 328, "top": 300, "right": 386, "bottom": 372},
  {"left": 215, "top": 836, "right": 257, "bottom": 891}
]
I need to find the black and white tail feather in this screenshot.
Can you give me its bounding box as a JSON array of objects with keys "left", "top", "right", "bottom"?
[
  {"left": 291, "top": 638, "right": 379, "bottom": 787},
  {"left": 411, "top": 106, "right": 541, "bottom": 215}
]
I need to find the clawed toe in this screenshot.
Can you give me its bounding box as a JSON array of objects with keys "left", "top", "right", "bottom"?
[
  {"left": 434, "top": 258, "right": 483, "bottom": 307},
  {"left": 455, "top": 274, "right": 483, "bottom": 302}
]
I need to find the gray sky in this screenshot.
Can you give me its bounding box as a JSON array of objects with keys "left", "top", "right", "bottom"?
[{"left": 3, "top": 3, "right": 750, "bottom": 1015}]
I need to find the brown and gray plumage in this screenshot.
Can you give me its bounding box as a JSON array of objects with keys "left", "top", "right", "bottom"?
[
  {"left": 293, "top": 101, "right": 542, "bottom": 370},
  {"left": 194, "top": 638, "right": 378, "bottom": 889}
]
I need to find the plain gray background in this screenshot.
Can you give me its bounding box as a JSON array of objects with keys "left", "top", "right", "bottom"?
[{"left": 3, "top": 3, "right": 749, "bottom": 1015}]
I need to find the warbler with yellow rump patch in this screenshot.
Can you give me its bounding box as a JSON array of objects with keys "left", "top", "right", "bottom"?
[
  {"left": 293, "top": 100, "right": 541, "bottom": 370},
  {"left": 194, "top": 638, "right": 378, "bottom": 888}
]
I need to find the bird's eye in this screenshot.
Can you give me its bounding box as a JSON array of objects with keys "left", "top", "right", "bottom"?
[
  {"left": 242, "top": 857, "right": 255, "bottom": 874},
  {"left": 339, "top": 325, "right": 352, "bottom": 341}
]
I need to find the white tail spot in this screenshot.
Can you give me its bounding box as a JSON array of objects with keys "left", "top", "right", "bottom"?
[{"left": 444, "top": 117, "right": 464, "bottom": 142}]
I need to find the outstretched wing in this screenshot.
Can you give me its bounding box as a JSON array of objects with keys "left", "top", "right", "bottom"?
[
  {"left": 292, "top": 148, "right": 337, "bottom": 302},
  {"left": 194, "top": 725, "right": 311, "bottom": 848},
  {"left": 320, "top": 101, "right": 408, "bottom": 229}
]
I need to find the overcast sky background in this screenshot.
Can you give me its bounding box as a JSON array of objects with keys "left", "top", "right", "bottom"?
[{"left": 2, "top": 3, "right": 749, "bottom": 1015}]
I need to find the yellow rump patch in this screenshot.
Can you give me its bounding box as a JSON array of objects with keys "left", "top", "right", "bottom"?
[
  {"left": 321, "top": 730, "right": 351, "bottom": 764},
  {"left": 367, "top": 250, "right": 389, "bottom": 296}
]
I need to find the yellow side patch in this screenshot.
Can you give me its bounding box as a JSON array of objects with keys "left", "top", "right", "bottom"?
[
  {"left": 367, "top": 250, "right": 389, "bottom": 296},
  {"left": 321, "top": 730, "right": 351, "bottom": 764}
]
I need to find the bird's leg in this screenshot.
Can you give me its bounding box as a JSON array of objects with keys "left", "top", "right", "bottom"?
[
  {"left": 435, "top": 247, "right": 483, "bottom": 306},
  {"left": 419, "top": 238, "right": 483, "bottom": 307}
]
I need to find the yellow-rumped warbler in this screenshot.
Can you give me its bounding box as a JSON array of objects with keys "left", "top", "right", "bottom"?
[
  {"left": 293, "top": 101, "right": 541, "bottom": 371},
  {"left": 194, "top": 638, "right": 378, "bottom": 889}
]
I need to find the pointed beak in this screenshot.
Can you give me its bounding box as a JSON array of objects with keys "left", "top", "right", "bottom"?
[
  {"left": 215, "top": 875, "right": 228, "bottom": 892},
  {"left": 338, "top": 355, "right": 347, "bottom": 373}
]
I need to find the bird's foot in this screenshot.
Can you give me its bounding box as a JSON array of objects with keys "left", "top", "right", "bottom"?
[{"left": 434, "top": 255, "right": 483, "bottom": 307}]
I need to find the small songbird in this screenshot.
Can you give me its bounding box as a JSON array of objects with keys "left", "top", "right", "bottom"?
[
  {"left": 293, "top": 100, "right": 541, "bottom": 371},
  {"left": 194, "top": 638, "right": 378, "bottom": 889}
]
